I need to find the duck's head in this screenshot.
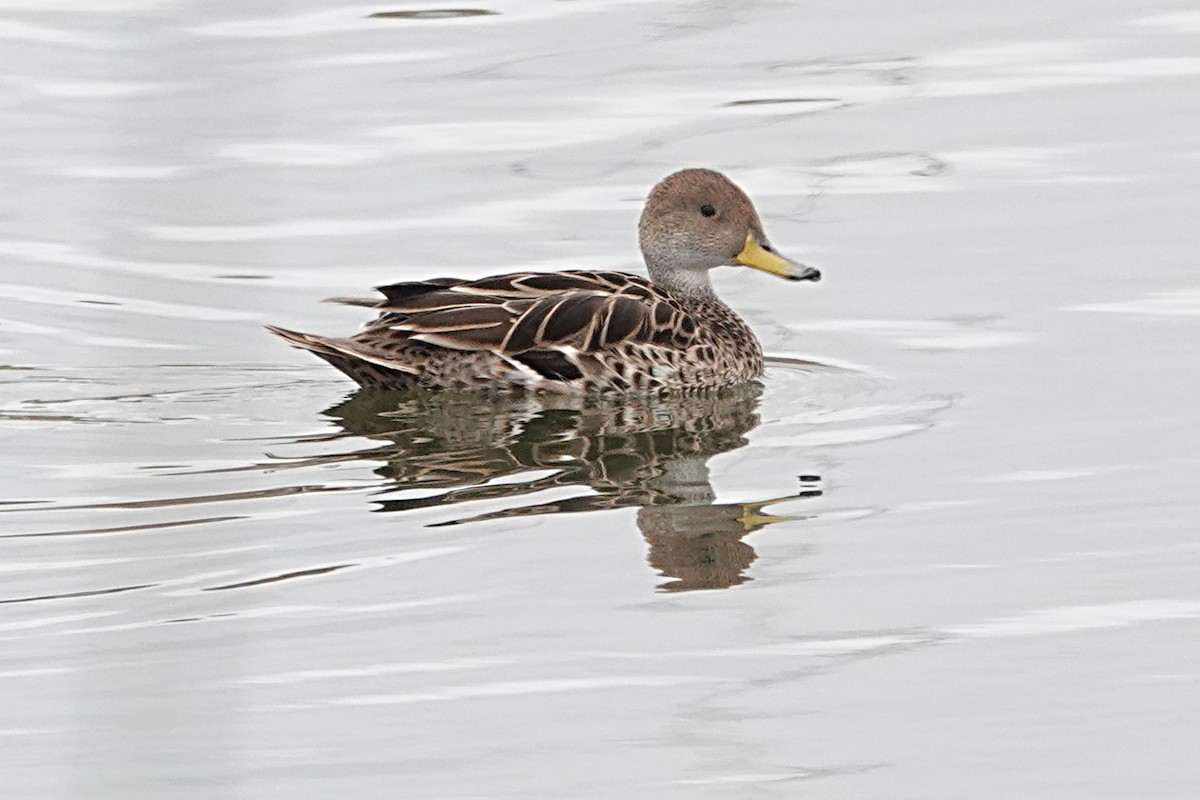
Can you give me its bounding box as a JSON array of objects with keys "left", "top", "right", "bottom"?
[{"left": 638, "top": 168, "right": 820, "bottom": 294}]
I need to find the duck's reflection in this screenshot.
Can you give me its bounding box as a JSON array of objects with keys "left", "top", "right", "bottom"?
[{"left": 311, "top": 384, "right": 821, "bottom": 591}]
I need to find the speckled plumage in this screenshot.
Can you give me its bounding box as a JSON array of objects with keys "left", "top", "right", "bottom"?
[{"left": 268, "top": 168, "right": 820, "bottom": 394}]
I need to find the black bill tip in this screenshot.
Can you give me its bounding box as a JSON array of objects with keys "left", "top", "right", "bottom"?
[{"left": 788, "top": 265, "right": 822, "bottom": 282}]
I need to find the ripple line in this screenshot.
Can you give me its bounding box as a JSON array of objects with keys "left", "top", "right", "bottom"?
[
  {"left": 204, "top": 564, "right": 353, "bottom": 592},
  {"left": 0, "top": 583, "right": 154, "bottom": 605}
]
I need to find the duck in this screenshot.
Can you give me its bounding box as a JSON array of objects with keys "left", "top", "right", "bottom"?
[{"left": 267, "top": 168, "right": 821, "bottom": 394}]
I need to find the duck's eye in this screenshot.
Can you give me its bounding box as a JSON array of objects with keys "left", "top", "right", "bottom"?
[{"left": 699, "top": 204, "right": 717, "bottom": 218}]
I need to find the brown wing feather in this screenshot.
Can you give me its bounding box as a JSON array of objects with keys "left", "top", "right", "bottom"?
[
  {"left": 511, "top": 273, "right": 615, "bottom": 293},
  {"left": 375, "top": 277, "right": 468, "bottom": 305},
  {"left": 393, "top": 304, "right": 515, "bottom": 333},
  {"left": 501, "top": 296, "right": 561, "bottom": 352},
  {"left": 500, "top": 292, "right": 644, "bottom": 353},
  {"left": 364, "top": 271, "right": 651, "bottom": 323},
  {"left": 379, "top": 292, "right": 509, "bottom": 314},
  {"left": 395, "top": 300, "right": 535, "bottom": 351},
  {"left": 536, "top": 294, "right": 607, "bottom": 344},
  {"left": 327, "top": 270, "right": 699, "bottom": 371},
  {"left": 600, "top": 296, "right": 648, "bottom": 345}
]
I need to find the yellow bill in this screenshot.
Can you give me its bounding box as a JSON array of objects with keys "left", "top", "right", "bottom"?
[{"left": 733, "top": 232, "right": 821, "bottom": 282}]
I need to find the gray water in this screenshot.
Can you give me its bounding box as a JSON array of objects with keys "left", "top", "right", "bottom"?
[{"left": 3, "top": 1, "right": 1199, "bottom": 797}]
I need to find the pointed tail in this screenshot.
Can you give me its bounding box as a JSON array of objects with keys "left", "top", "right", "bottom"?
[{"left": 264, "top": 324, "right": 343, "bottom": 356}]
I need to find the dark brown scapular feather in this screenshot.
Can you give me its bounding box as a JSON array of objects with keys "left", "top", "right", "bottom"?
[
  {"left": 607, "top": 273, "right": 654, "bottom": 298},
  {"left": 376, "top": 277, "right": 466, "bottom": 305},
  {"left": 451, "top": 275, "right": 543, "bottom": 297},
  {"left": 408, "top": 324, "right": 510, "bottom": 350},
  {"left": 584, "top": 303, "right": 612, "bottom": 352},
  {"left": 579, "top": 270, "right": 637, "bottom": 290},
  {"left": 513, "top": 273, "right": 609, "bottom": 293},
  {"left": 600, "top": 296, "right": 649, "bottom": 345},
  {"left": 394, "top": 304, "right": 515, "bottom": 333},
  {"left": 380, "top": 291, "right": 508, "bottom": 313},
  {"left": 501, "top": 296, "right": 557, "bottom": 352},
  {"left": 653, "top": 302, "right": 675, "bottom": 326},
  {"left": 538, "top": 293, "right": 606, "bottom": 343}
]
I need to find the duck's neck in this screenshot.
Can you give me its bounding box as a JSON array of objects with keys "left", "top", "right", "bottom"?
[{"left": 647, "top": 261, "right": 719, "bottom": 303}]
